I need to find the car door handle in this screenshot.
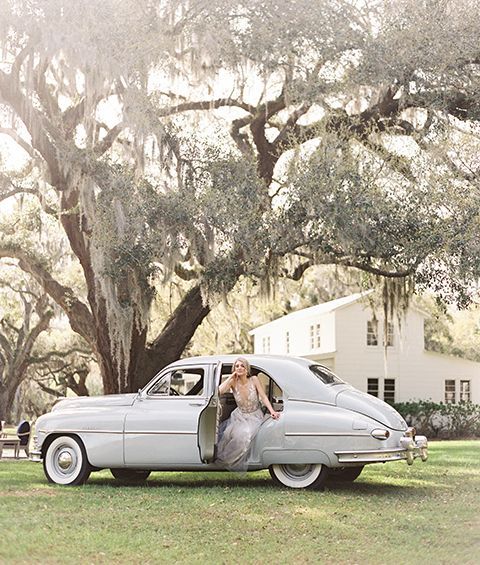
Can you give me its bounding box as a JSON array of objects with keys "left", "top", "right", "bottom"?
[{"left": 189, "top": 401, "right": 206, "bottom": 406}]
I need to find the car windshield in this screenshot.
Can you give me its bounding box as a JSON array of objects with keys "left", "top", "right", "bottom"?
[{"left": 310, "top": 365, "right": 344, "bottom": 385}]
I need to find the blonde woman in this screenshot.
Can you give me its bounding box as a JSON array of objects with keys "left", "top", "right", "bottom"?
[{"left": 216, "top": 357, "right": 280, "bottom": 470}]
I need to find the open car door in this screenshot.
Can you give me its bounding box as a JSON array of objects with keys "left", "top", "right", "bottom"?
[{"left": 197, "top": 361, "right": 222, "bottom": 463}]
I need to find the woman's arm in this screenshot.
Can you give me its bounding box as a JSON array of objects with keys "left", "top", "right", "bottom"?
[
  {"left": 252, "top": 376, "right": 280, "bottom": 419},
  {"left": 219, "top": 374, "right": 235, "bottom": 395}
]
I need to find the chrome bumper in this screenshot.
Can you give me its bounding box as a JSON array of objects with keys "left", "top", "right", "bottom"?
[
  {"left": 29, "top": 449, "right": 42, "bottom": 462},
  {"left": 29, "top": 436, "right": 42, "bottom": 462},
  {"left": 335, "top": 433, "right": 428, "bottom": 466}
]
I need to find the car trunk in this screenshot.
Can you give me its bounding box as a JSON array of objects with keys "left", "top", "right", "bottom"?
[{"left": 335, "top": 389, "right": 407, "bottom": 431}]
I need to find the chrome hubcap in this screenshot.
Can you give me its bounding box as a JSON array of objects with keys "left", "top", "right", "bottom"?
[
  {"left": 283, "top": 464, "right": 314, "bottom": 479},
  {"left": 54, "top": 447, "right": 77, "bottom": 475},
  {"left": 58, "top": 450, "right": 73, "bottom": 470}
]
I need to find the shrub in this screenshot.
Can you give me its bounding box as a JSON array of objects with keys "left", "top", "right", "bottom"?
[{"left": 393, "top": 400, "right": 480, "bottom": 439}]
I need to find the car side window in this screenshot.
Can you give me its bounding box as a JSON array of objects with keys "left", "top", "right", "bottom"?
[
  {"left": 256, "top": 371, "right": 284, "bottom": 411},
  {"left": 149, "top": 368, "right": 205, "bottom": 397},
  {"left": 150, "top": 373, "right": 171, "bottom": 395},
  {"left": 310, "top": 365, "right": 344, "bottom": 385},
  {"left": 218, "top": 365, "right": 284, "bottom": 412}
]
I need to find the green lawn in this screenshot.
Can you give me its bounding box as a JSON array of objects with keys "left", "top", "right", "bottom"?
[{"left": 0, "top": 441, "right": 479, "bottom": 564}]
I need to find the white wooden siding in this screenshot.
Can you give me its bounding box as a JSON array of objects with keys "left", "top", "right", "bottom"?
[{"left": 250, "top": 295, "right": 480, "bottom": 403}]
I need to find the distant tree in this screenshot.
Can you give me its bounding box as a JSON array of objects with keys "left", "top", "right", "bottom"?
[
  {"left": 0, "top": 0, "right": 479, "bottom": 394},
  {"left": 188, "top": 265, "right": 365, "bottom": 357},
  {"left": 423, "top": 299, "right": 455, "bottom": 355},
  {"left": 0, "top": 274, "right": 53, "bottom": 420},
  {"left": 424, "top": 298, "right": 480, "bottom": 362}
]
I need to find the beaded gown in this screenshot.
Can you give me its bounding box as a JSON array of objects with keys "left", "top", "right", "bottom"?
[{"left": 216, "top": 378, "right": 265, "bottom": 471}]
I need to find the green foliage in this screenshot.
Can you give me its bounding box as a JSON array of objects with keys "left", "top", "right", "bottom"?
[
  {"left": 422, "top": 296, "right": 480, "bottom": 361},
  {"left": 394, "top": 400, "right": 480, "bottom": 439}
]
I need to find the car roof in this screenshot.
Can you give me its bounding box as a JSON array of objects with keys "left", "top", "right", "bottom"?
[
  {"left": 168, "top": 354, "right": 337, "bottom": 400},
  {"left": 170, "top": 354, "right": 314, "bottom": 367}
]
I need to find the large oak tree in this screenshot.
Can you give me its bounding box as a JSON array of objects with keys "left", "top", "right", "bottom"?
[{"left": 0, "top": 0, "right": 479, "bottom": 393}]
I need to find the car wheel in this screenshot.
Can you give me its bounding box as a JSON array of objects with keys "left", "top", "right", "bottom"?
[
  {"left": 328, "top": 465, "right": 364, "bottom": 483},
  {"left": 110, "top": 469, "right": 151, "bottom": 483},
  {"left": 43, "top": 436, "right": 91, "bottom": 486},
  {"left": 269, "top": 463, "right": 328, "bottom": 489}
]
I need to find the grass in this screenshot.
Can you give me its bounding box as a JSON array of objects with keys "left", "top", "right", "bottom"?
[{"left": 0, "top": 441, "right": 479, "bottom": 564}]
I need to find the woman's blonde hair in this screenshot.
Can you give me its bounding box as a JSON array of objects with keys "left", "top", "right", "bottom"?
[{"left": 234, "top": 356, "right": 251, "bottom": 376}]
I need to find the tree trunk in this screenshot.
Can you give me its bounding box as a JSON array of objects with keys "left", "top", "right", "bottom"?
[
  {"left": 0, "top": 382, "right": 10, "bottom": 423},
  {"left": 132, "top": 285, "right": 211, "bottom": 391},
  {"left": 0, "top": 379, "right": 18, "bottom": 424}
]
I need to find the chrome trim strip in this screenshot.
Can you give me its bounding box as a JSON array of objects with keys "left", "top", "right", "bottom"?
[
  {"left": 43, "top": 429, "right": 124, "bottom": 435},
  {"left": 286, "top": 432, "right": 370, "bottom": 437},
  {"left": 335, "top": 447, "right": 406, "bottom": 455},
  {"left": 42, "top": 429, "right": 196, "bottom": 435},
  {"left": 125, "top": 431, "right": 196, "bottom": 435},
  {"left": 337, "top": 455, "right": 407, "bottom": 463},
  {"left": 145, "top": 395, "right": 209, "bottom": 401},
  {"left": 288, "top": 398, "right": 336, "bottom": 406}
]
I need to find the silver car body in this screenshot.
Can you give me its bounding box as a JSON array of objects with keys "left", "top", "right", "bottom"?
[{"left": 31, "top": 355, "right": 428, "bottom": 482}]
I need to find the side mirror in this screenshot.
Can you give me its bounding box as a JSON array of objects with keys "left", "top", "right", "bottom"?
[{"left": 136, "top": 388, "right": 144, "bottom": 401}]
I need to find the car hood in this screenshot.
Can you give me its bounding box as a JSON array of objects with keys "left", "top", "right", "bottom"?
[
  {"left": 335, "top": 389, "right": 407, "bottom": 431},
  {"left": 51, "top": 393, "right": 137, "bottom": 411}
]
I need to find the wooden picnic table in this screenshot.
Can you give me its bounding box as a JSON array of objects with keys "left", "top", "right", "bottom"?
[{"left": 0, "top": 436, "right": 21, "bottom": 458}]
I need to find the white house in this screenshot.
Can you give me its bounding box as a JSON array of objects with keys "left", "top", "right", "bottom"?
[{"left": 250, "top": 293, "right": 480, "bottom": 404}]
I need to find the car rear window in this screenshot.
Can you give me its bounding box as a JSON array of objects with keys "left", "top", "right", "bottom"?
[{"left": 310, "top": 365, "right": 344, "bottom": 385}]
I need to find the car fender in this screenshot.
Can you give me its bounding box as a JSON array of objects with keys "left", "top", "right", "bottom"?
[{"left": 36, "top": 407, "right": 126, "bottom": 468}]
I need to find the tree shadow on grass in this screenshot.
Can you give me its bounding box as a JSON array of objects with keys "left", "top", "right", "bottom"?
[
  {"left": 87, "top": 472, "right": 432, "bottom": 497},
  {"left": 324, "top": 480, "right": 428, "bottom": 496},
  {"left": 89, "top": 474, "right": 276, "bottom": 490}
]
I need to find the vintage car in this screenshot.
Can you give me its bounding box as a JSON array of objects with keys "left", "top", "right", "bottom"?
[{"left": 31, "top": 355, "right": 428, "bottom": 488}]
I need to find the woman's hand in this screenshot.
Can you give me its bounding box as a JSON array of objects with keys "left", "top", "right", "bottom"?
[{"left": 270, "top": 411, "right": 280, "bottom": 420}]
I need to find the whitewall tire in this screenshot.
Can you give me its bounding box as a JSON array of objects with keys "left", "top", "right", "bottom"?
[
  {"left": 269, "top": 463, "right": 328, "bottom": 489},
  {"left": 43, "top": 436, "right": 91, "bottom": 486}
]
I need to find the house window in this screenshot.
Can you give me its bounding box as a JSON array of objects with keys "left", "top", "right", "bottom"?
[
  {"left": 460, "top": 380, "right": 471, "bottom": 402},
  {"left": 262, "top": 336, "right": 271, "bottom": 354},
  {"left": 384, "top": 379, "right": 395, "bottom": 403},
  {"left": 385, "top": 322, "right": 394, "bottom": 347},
  {"left": 367, "top": 320, "right": 378, "bottom": 346},
  {"left": 367, "top": 378, "right": 379, "bottom": 397},
  {"left": 285, "top": 331, "right": 290, "bottom": 354},
  {"left": 445, "top": 380, "right": 456, "bottom": 403},
  {"left": 310, "top": 323, "right": 321, "bottom": 349}
]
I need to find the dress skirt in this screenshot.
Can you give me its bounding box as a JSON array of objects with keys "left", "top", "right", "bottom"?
[{"left": 216, "top": 407, "right": 264, "bottom": 471}]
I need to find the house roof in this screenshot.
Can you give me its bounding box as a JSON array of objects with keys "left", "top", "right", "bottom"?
[{"left": 249, "top": 291, "right": 374, "bottom": 335}]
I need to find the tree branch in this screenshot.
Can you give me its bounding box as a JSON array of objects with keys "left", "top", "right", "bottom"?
[
  {"left": 93, "top": 122, "right": 125, "bottom": 156},
  {"left": 14, "top": 303, "right": 53, "bottom": 378},
  {"left": 273, "top": 102, "right": 311, "bottom": 150},
  {"left": 29, "top": 346, "right": 92, "bottom": 365},
  {"left": 0, "top": 244, "right": 96, "bottom": 346},
  {"left": 0, "top": 69, "right": 65, "bottom": 188},
  {"left": 0, "top": 176, "right": 58, "bottom": 214},
  {"left": 156, "top": 97, "right": 255, "bottom": 118},
  {"left": 0, "top": 329, "right": 13, "bottom": 361},
  {"left": 283, "top": 260, "right": 313, "bottom": 281},
  {"left": 62, "top": 98, "right": 85, "bottom": 136},
  {"left": 35, "top": 380, "right": 64, "bottom": 398},
  {"left": 0, "top": 184, "right": 37, "bottom": 203},
  {"left": 0, "top": 127, "right": 35, "bottom": 158}
]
